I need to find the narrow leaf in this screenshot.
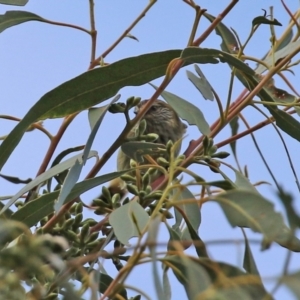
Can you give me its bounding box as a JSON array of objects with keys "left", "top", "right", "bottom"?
[
  {"left": 0, "top": 151, "right": 97, "bottom": 214},
  {"left": 147, "top": 216, "right": 165, "bottom": 300},
  {"left": 11, "top": 170, "right": 129, "bottom": 227},
  {"left": 252, "top": 16, "right": 282, "bottom": 27},
  {"left": 150, "top": 84, "right": 211, "bottom": 135},
  {"left": 242, "top": 230, "right": 260, "bottom": 276},
  {"left": 256, "top": 40, "right": 300, "bottom": 74},
  {"left": 204, "top": 13, "right": 239, "bottom": 53},
  {"left": 0, "top": 0, "right": 28, "bottom": 6},
  {"left": 186, "top": 65, "right": 214, "bottom": 101},
  {"left": 0, "top": 11, "right": 46, "bottom": 33},
  {"left": 0, "top": 49, "right": 184, "bottom": 170}
]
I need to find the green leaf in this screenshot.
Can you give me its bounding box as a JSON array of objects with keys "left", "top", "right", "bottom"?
[
  {"left": 11, "top": 170, "right": 129, "bottom": 227},
  {"left": 109, "top": 200, "right": 149, "bottom": 246},
  {"left": 162, "top": 267, "right": 171, "bottom": 300},
  {"left": 181, "top": 47, "right": 255, "bottom": 76},
  {"left": 252, "top": 16, "right": 282, "bottom": 27},
  {"left": 164, "top": 256, "right": 211, "bottom": 299},
  {"left": 172, "top": 186, "right": 201, "bottom": 233},
  {"left": 186, "top": 65, "right": 214, "bottom": 101},
  {"left": 242, "top": 230, "right": 260, "bottom": 276},
  {"left": 147, "top": 216, "right": 165, "bottom": 300},
  {"left": 0, "top": 151, "right": 97, "bottom": 214},
  {"left": 234, "top": 170, "right": 258, "bottom": 193},
  {"left": 204, "top": 13, "right": 239, "bottom": 53},
  {"left": 214, "top": 190, "right": 300, "bottom": 251},
  {"left": 277, "top": 187, "right": 300, "bottom": 229},
  {"left": 47, "top": 145, "right": 85, "bottom": 191},
  {"left": 268, "top": 106, "right": 300, "bottom": 143},
  {"left": 150, "top": 84, "right": 211, "bottom": 135},
  {"left": 0, "top": 49, "right": 184, "bottom": 171},
  {"left": 0, "top": 173, "right": 31, "bottom": 184},
  {"left": 0, "top": 0, "right": 28, "bottom": 6},
  {"left": 0, "top": 11, "right": 46, "bottom": 33},
  {"left": 256, "top": 40, "right": 300, "bottom": 74},
  {"left": 55, "top": 96, "right": 119, "bottom": 213}
]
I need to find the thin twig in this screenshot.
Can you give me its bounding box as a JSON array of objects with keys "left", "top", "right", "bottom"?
[
  {"left": 89, "top": 0, "right": 157, "bottom": 69},
  {"left": 89, "top": 0, "right": 97, "bottom": 63}
]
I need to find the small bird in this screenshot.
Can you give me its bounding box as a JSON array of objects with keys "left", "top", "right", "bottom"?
[{"left": 100, "top": 99, "right": 187, "bottom": 199}]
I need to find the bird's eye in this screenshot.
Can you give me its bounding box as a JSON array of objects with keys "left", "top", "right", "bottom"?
[{"left": 150, "top": 105, "right": 157, "bottom": 111}]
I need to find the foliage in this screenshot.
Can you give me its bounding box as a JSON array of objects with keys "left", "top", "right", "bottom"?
[{"left": 1, "top": 0, "right": 300, "bottom": 299}]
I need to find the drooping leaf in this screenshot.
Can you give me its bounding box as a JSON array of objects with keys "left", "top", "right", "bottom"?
[
  {"left": 54, "top": 159, "right": 83, "bottom": 213},
  {"left": 109, "top": 200, "right": 149, "bottom": 246},
  {"left": 10, "top": 170, "right": 129, "bottom": 227},
  {"left": 55, "top": 97, "right": 119, "bottom": 213},
  {"left": 204, "top": 13, "right": 239, "bottom": 53},
  {"left": 150, "top": 83, "right": 211, "bottom": 135},
  {"left": 252, "top": 16, "right": 282, "bottom": 27},
  {"left": 0, "top": 151, "right": 97, "bottom": 214},
  {"left": 0, "top": 11, "right": 46, "bottom": 33},
  {"left": 85, "top": 95, "right": 120, "bottom": 163},
  {"left": 242, "top": 230, "right": 260, "bottom": 276},
  {"left": 256, "top": 40, "right": 300, "bottom": 74},
  {"left": 214, "top": 190, "right": 300, "bottom": 251},
  {"left": 186, "top": 65, "right": 214, "bottom": 101},
  {"left": 0, "top": 0, "right": 28, "bottom": 5},
  {"left": 0, "top": 49, "right": 185, "bottom": 170},
  {"left": 47, "top": 145, "right": 85, "bottom": 191}
]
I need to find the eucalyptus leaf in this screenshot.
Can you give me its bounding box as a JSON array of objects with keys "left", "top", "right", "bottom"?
[
  {"left": 243, "top": 231, "right": 260, "bottom": 276},
  {"left": 109, "top": 200, "right": 149, "bottom": 246},
  {"left": 0, "top": 49, "right": 185, "bottom": 171},
  {"left": 256, "top": 40, "right": 300, "bottom": 74},
  {"left": 11, "top": 170, "right": 130, "bottom": 227},
  {"left": 214, "top": 190, "right": 300, "bottom": 251},
  {"left": 0, "top": 11, "right": 46, "bottom": 33},
  {"left": 150, "top": 83, "right": 211, "bottom": 135},
  {"left": 186, "top": 65, "right": 214, "bottom": 101},
  {"left": 204, "top": 12, "right": 239, "bottom": 53},
  {"left": 147, "top": 216, "right": 165, "bottom": 300},
  {"left": 252, "top": 16, "right": 282, "bottom": 27},
  {"left": 0, "top": 151, "right": 97, "bottom": 214}
]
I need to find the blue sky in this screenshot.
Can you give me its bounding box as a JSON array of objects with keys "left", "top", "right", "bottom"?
[{"left": 1, "top": 1, "right": 300, "bottom": 299}]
